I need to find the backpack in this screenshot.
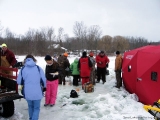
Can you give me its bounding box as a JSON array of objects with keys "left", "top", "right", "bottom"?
[
  {"left": 70, "top": 89, "right": 78, "bottom": 98},
  {"left": 84, "top": 82, "right": 94, "bottom": 93},
  {"left": 20, "top": 65, "right": 44, "bottom": 96}
]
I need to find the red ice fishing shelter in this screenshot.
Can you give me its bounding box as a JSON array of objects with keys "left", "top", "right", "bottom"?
[{"left": 122, "top": 45, "right": 160, "bottom": 104}]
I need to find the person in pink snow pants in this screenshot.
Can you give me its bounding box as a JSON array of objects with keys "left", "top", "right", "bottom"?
[{"left": 44, "top": 55, "right": 59, "bottom": 107}]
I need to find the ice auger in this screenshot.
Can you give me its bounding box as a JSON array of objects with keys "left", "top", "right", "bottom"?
[{"left": 144, "top": 99, "right": 160, "bottom": 120}]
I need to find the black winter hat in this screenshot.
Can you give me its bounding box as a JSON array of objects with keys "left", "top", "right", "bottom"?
[
  {"left": 82, "top": 51, "right": 87, "bottom": 57},
  {"left": 116, "top": 51, "right": 120, "bottom": 55},
  {"left": 45, "top": 55, "right": 52, "bottom": 60},
  {"left": 100, "top": 50, "right": 104, "bottom": 54}
]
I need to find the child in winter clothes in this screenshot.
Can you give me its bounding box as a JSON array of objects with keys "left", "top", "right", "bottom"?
[
  {"left": 44, "top": 55, "right": 59, "bottom": 107},
  {"left": 70, "top": 58, "right": 80, "bottom": 86}
]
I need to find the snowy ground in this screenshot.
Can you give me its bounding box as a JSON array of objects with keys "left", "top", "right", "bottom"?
[{"left": 0, "top": 55, "right": 153, "bottom": 120}]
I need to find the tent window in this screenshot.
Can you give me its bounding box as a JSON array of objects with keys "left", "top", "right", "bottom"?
[
  {"left": 151, "top": 72, "right": 157, "bottom": 81},
  {"left": 128, "top": 65, "right": 131, "bottom": 72}
]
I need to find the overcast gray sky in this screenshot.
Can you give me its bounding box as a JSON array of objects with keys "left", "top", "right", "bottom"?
[{"left": 0, "top": 0, "right": 160, "bottom": 41}]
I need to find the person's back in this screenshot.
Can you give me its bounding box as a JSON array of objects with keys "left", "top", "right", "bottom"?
[
  {"left": 70, "top": 58, "right": 80, "bottom": 86},
  {"left": 17, "top": 54, "right": 46, "bottom": 120},
  {"left": 115, "top": 54, "right": 122, "bottom": 70},
  {"left": 78, "top": 51, "right": 92, "bottom": 89},
  {"left": 57, "top": 55, "right": 63, "bottom": 65},
  {"left": 17, "top": 57, "right": 46, "bottom": 100},
  {"left": 79, "top": 57, "right": 91, "bottom": 77},
  {"left": 70, "top": 58, "right": 79, "bottom": 75},
  {"left": 62, "top": 56, "right": 70, "bottom": 69},
  {"left": 57, "top": 53, "right": 70, "bottom": 85}
]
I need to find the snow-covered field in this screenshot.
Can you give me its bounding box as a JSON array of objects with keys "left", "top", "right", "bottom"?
[{"left": 0, "top": 55, "right": 153, "bottom": 120}]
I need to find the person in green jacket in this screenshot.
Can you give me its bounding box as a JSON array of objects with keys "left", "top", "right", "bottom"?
[{"left": 70, "top": 58, "right": 80, "bottom": 86}]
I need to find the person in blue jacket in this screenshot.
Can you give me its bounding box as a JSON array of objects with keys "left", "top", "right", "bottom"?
[{"left": 17, "top": 54, "right": 46, "bottom": 120}]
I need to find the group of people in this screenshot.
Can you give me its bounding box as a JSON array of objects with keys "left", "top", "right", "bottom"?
[
  {"left": 68, "top": 50, "right": 111, "bottom": 91},
  {"left": 70, "top": 50, "right": 123, "bottom": 89},
  {"left": 0, "top": 43, "right": 123, "bottom": 120}
]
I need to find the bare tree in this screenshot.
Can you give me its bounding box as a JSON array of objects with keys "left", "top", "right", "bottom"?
[
  {"left": 73, "top": 21, "right": 87, "bottom": 51},
  {"left": 63, "top": 34, "right": 72, "bottom": 51},
  {"left": 57, "top": 27, "right": 64, "bottom": 47},
  {"left": 33, "top": 31, "right": 47, "bottom": 56},
  {"left": 112, "top": 36, "right": 129, "bottom": 53},
  {"left": 0, "top": 21, "right": 154, "bottom": 56},
  {"left": 126, "top": 36, "right": 148, "bottom": 50},
  {"left": 23, "top": 29, "right": 36, "bottom": 54},
  {"left": 40, "top": 27, "right": 56, "bottom": 42},
  {"left": 87, "top": 25, "right": 102, "bottom": 53},
  {"left": 98, "top": 35, "right": 112, "bottom": 53},
  {"left": 4, "top": 28, "right": 15, "bottom": 38},
  {"left": 40, "top": 27, "right": 56, "bottom": 54},
  {"left": 3, "top": 28, "right": 15, "bottom": 48}
]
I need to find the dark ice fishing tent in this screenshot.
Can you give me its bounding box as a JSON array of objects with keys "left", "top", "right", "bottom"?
[{"left": 122, "top": 45, "right": 160, "bottom": 104}]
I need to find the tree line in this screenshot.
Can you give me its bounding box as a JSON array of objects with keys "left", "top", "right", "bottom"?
[{"left": 0, "top": 21, "right": 159, "bottom": 56}]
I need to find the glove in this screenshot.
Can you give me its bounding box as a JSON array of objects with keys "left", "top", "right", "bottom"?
[
  {"left": 50, "top": 73, "right": 55, "bottom": 77},
  {"left": 50, "top": 72, "right": 59, "bottom": 77}
]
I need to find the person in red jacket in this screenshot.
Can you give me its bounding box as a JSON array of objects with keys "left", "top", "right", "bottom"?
[
  {"left": 78, "top": 51, "right": 93, "bottom": 89},
  {"left": 0, "top": 43, "right": 16, "bottom": 75},
  {"left": 96, "top": 51, "right": 110, "bottom": 84}
]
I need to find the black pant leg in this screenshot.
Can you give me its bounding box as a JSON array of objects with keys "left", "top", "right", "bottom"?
[
  {"left": 74, "top": 75, "right": 79, "bottom": 86},
  {"left": 97, "top": 67, "right": 101, "bottom": 81},
  {"left": 73, "top": 75, "right": 75, "bottom": 85},
  {"left": 101, "top": 67, "right": 106, "bottom": 82}
]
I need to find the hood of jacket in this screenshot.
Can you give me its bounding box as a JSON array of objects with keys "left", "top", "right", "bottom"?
[
  {"left": 24, "top": 58, "right": 36, "bottom": 67},
  {"left": 74, "top": 59, "right": 79, "bottom": 63}
]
